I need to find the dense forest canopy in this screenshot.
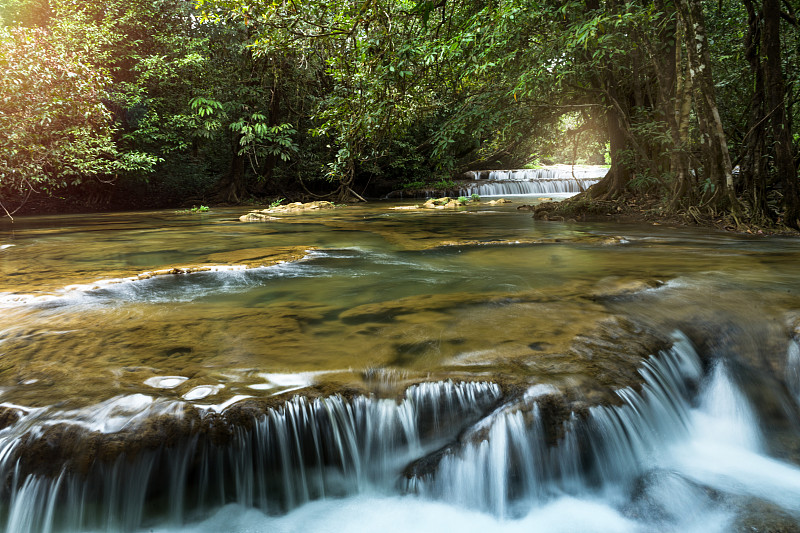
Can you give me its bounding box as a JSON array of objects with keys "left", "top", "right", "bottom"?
[{"left": 0, "top": 0, "right": 798, "bottom": 227}]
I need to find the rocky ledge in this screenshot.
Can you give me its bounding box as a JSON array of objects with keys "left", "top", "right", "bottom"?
[
  {"left": 390, "top": 197, "right": 512, "bottom": 210},
  {"left": 240, "top": 201, "right": 338, "bottom": 221}
]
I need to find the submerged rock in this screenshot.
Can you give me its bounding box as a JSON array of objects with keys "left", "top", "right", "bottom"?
[
  {"left": 423, "top": 197, "right": 454, "bottom": 209},
  {"left": 240, "top": 201, "right": 338, "bottom": 221},
  {"left": 239, "top": 212, "right": 281, "bottom": 222},
  {"left": 0, "top": 310, "right": 670, "bottom": 484},
  {"left": 587, "top": 277, "right": 664, "bottom": 300},
  {"left": 205, "top": 246, "right": 311, "bottom": 265},
  {"left": 733, "top": 499, "right": 800, "bottom": 533}
]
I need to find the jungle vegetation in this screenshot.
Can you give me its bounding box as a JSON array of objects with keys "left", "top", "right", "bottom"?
[{"left": 1, "top": 0, "right": 798, "bottom": 228}]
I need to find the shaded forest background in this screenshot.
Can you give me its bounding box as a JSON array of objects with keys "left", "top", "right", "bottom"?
[{"left": 0, "top": 0, "right": 798, "bottom": 228}]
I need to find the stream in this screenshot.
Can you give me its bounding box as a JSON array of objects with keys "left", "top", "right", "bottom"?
[{"left": 1, "top": 199, "right": 799, "bottom": 532}]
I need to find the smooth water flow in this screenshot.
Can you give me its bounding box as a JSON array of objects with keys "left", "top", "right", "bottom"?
[
  {"left": 1, "top": 202, "right": 800, "bottom": 531},
  {"left": 460, "top": 166, "right": 607, "bottom": 196}
]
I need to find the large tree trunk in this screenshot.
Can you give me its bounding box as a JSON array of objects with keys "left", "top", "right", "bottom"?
[
  {"left": 588, "top": 101, "right": 631, "bottom": 200},
  {"left": 677, "top": 0, "right": 740, "bottom": 212},
  {"left": 669, "top": 39, "right": 695, "bottom": 209},
  {"left": 763, "top": 0, "right": 800, "bottom": 228},
  {"left": 666, "top": 14, "right": 695, "bottom": 209},
  {"left": 741, "top": 0, "right": 770, "bottom": 222},
  {"left": 214, "top": 134, "right": 248, "bottom": 204}
]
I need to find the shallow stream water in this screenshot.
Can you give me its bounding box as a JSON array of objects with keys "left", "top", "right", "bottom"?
[{"left": 1, "top": 199, "right": 800, "bottom": 532}]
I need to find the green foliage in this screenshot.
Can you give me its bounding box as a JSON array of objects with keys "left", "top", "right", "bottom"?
[
  {"left": 189, "top": 97, "right": 224, "bottom": 139},
  {"left": 269, "top": 198, "right": 284, "bottom": 208},
  {"left": 1, "top": 0, "right": 796, "bottom": 223},
  {"left": 230, "top": 117, "right": 299, "bottom": 173},
  {"left": 628, "top": 172, "right": 660, "bottom": 192},
  {"left": 433, "top": 178, "right": 457, "bottom": 189},
  {"left": 0, "top": 25, "right": 158, "bottom": 197},
  {"left": 175, "top": 205, "right": 210, "bottom": 214},
  {"left": 400, "top": 176, "right": 457, "bottom": 191},
  {"left": 401, "top": 180, "right": 427, "bottom": 190}
]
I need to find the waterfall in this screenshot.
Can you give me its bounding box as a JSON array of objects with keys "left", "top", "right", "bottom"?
[
  {"left": 669, "top": 357, "right": 800, "bottom": 514},
  {"left": 3, "top": 334, "right": 800, "bottom": 532},
  {"left": 409, "top": 332, "right": 703, "bottom": 517},
  {"left": 787, "top": 339, "right": 800, "bottom": 405},
  {"left": 459, "top": 167, "right": 607, "bottom": 197},
  {"left": 0, "top": 381, "right": 500, "bottom": 532},
  {"left": 407, "top": 333, "right": 800, "bottom": 530}
]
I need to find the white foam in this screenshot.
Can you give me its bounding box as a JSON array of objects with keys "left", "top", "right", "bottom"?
[
  {"left": 183, "top": 385, "right": 223, "bottom": 401},
  {"left": 251, "top": 370, "right": 342, "bottom": 392},
  {"left": 523, "top": 384, "right": 559, "bottom": 400},
  {"left": 0, "top": 263, "right": 293, "bottom": 310},
  {"left": 141, "top": 495, "right": 659, "bottom": 533},
  {"left": 247, "top": 383, "right": 276, "bottom": 391},
  {"left": 0, "top": 402, "right": 39, "bottom": 415},
  {"left": 144, "top": 376, "right": 188, "bottom": 389},
  {"left": 38, "top": 394, "right": 185, "bottom": 433},
  {"left": 257, "top": 372, "right": 318, "bottom": 387},
  {"left": 666, "top": 361, "right": 800, "bottom": 512},
  {"left": 196, "top": 395, "right": 252, "bottom": 413}
]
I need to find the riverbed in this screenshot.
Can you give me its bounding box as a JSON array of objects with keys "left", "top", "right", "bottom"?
[{"left": 1, "top": 200, "right": 799, "bottom": 532}]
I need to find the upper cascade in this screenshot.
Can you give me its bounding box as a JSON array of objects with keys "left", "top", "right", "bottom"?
[
  {"left": 459, "top": 165, "right": 608, "bottom": 197},
  {"left": 468, "top": 166, "right": 609, "bottom": 182}
]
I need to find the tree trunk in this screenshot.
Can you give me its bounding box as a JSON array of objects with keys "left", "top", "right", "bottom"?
[
  {"left": 214, "top": 134, "right": 248, "bottom": 204},
  {"left": 678, "top": 0, "right": 740, "bottom": 212},
  {"left": 669, "top": 16, "right": 695, "bottom": 209},
  {"left": 763, "top": 0, "right": 800, "bottom": 228},
  {"left": 741, "top": 0, "right": 770, "bottom": 222}
]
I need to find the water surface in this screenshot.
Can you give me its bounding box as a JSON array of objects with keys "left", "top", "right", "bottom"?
[{"left": 1, "top": 201, "right": 800, "bottom": 532}]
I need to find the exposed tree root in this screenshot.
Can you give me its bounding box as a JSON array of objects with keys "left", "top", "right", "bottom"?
[{"left": 533, "top": 192, "right": 800, "bottom": 236}]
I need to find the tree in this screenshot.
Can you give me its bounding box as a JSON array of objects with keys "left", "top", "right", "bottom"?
[
  {"left": 0, "top": 25, "right": 154, "bottom": 216},
  {"left": 2, "top": 0, "right": 798, "bottom": 223},
  {"left": 741, "top": 0, "right": 799, "bottom": 228}
]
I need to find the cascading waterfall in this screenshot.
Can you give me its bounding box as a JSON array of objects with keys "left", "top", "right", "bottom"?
[
  {"left": 459, "top": 167, "right": 607, "bottom": 197},
  {"left": 787, "top": 338, "right": 800, "bottom": 405},
  {"left": 3, "top": 333, "right": 800, "bottom": 532},
  {"left": 409, "top": 332, "right": 704, "bottom": 517},
  {"left": 0, "top": 381, "right": 501, "bottom": 533},
  {"left": 671, "top": 358, "right": 800, "bottom": 514},
  {"left": 407, "top": 334, "right": 800, "bottom": 531}
]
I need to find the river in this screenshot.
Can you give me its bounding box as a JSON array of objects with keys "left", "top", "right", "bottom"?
[{"left": 1, "top": 200, "right": 799, "bottom": 532}]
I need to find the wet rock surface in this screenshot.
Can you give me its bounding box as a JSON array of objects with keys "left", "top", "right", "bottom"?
[
  {"left": 733, "top": 499, "right": 800, "bottom": 533},
  {"left": 2, "top": 309, "right": 672, "bottom": 485},
  {"left": 240, "top": 201, "right": 338, "bottom": 221}
]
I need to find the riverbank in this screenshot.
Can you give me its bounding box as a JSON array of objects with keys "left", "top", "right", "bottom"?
[
  {"left": 531, "top": 192, "right": 800, "bottom": 236},
  {"left": 7, "top": 185, "right": 799, "bottom": 239}
]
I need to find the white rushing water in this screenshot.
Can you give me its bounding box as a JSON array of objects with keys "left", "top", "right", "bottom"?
[
  {"left": 0, "top": 381, "right": 501, "bottom": 532},
  {"left": 164, "top": 334, "right": 800, "bottom": 533},
  {"left": 787, "top": 339, "right": 800, "bottom": 404},
  {"left": 459, "top": 167, "right": 607, "bottom": 197},
  {"left": 2, "top": 335, "right": 800, "bottom": 532}
]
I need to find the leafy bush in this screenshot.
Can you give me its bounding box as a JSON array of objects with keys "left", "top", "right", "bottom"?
[{"left": 0, "top": 26, "right": 158, "bottom": 198}]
